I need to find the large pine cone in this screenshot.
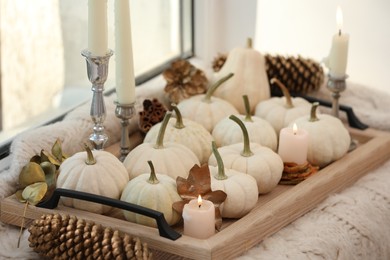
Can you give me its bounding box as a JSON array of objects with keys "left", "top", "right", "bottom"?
[
  {"left": 265, "top": 54, "right": 324, "bottom": 96},
  {"left": 28, "top": 213, "right": 152, "bottom": 260}
]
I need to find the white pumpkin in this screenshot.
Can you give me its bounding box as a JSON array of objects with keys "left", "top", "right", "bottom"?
[
  {"left": 213, "top": 38, "right": 270, "bottom": 114},
  {"left": 212, "top": 95, "right": 277, "bottom": 151},
  {"left": 293, "top": 102, "right": 350, "bottom": 168},
  {"left": 210, "top": 115, "right": 283, "bottom": 194},
  {"left": 144, "top": 104, "right": 213, "bottom": 164},
  {"left": 255, "top": 78, "right": 314, "bottom": 134},
  {"left": 123, "top": 112, "right": 200, "bottom": 180},
  {"left": 177, "top": 73, "right": 239, "bottom": 132},
  {"left": 209, "top": 141, "right": 258, "bottom": 218},
  {"left": 57, "top": 145, "right": 129, "bottom": 214},
  {"left": 120, "top": 161, "right": 182, "bottom": 228}
]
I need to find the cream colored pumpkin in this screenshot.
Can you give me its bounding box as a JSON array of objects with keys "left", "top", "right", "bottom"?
[
  {"left": 210, "top": 115, "right": 283, "bottom": 194},
  {"left": 212, "top": 95, "right": 277, "bottom": 151},
  {"left": 177, "top": 73, "right": 239, "bottom": 132},
  {"left": 213, "top": 38, "right": 270, "bottom": 114},
  {"left": 255, "top": 78, "right": 314, "bottom": 134},
  {"left": 124, "top": 112, "right": 199, "bottom": 180},
  {"left": 209, "top": 141, "right": 258, "bottom": 218},
  {"left": 293, "top": 102, "right": 350, "bottom": 168},
  {"left": 144, "top": 104, "right": 213, "bottom": 164},
  {"left": 57, "top": 145, "right": 129, "bottom": 214},
  {"left": 120, "top": 161, "right": 182, "bottom": 228}
]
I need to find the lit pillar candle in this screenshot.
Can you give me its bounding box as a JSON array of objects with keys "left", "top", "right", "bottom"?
[
  {"left": 183, "top": 195, "right": 215, "bottom": 239},
  {"left": 114, "top": 0, "right": 136, "bottom": 104},
  {"left": 278, "top": 123, "right": 309, "bottom": 165},
  {"left": 88, "top": 0, "right": 108, "bottom": 56},
  {"left": 324, "top": 6, "right": 349, "bottom": 78}
]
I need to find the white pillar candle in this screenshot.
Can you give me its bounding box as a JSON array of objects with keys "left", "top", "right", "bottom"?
[
  {"left": 88, "top": 0, "right": 108, "bottom": 56},
  {"left": 278, "top": 123, "right": 309, "bottom": 165},
  {"left": 325, "top": 6, "right": 349, "bottom": 78},
  {"left": 114, "top": 0, "right": 136, "bottom": 104},
  {"left": 183, "top": 195, "right": 215, "bottom": 239}
]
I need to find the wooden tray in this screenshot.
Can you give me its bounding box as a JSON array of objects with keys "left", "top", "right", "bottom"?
[{"left": 2, "top": 127, "right": 390, "bottom": 259}]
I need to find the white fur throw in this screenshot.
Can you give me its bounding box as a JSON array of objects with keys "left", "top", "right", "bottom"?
[{"left": 1, "top": 77, "right": 390, "bottom": 259}]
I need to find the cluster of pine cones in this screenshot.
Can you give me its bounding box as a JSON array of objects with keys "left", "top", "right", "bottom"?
[{"left": 28, "top": 213, "right": 152, "bottom": 260}]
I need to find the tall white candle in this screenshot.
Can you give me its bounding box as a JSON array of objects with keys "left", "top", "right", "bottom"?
[
  {"left": 278, "top": 123, "right": 309, "bottom": 165},
  {"left": 88, "top": 0, "right": 108, "bottom": 56},
  {"left": 114, "top": 0, "right": 136, "bottom": 104},
  {"left": 183, "top": 195, "right": 215, "bottom": 239},
  {"left": 325, "top": 6, "right": 349, "bottom": 78}
]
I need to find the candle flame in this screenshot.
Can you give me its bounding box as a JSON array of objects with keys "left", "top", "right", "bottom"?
[
  {"left": 293, "top": 123, "right": 298, "bottom": 135},
  {"left": 197, "top": 195, "right": 202, "bottom": 208},
  {"left": 336, "top": 6, "right": 343, "bottom": 34}
]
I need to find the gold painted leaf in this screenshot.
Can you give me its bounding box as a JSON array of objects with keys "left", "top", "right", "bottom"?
[
  {"left": 22, "top": 182, "right": 48, "bottom": 205},
  {"left": 19, "top": 162, "right": 46, "bottom": 189}
]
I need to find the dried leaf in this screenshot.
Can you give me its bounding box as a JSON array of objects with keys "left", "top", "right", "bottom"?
[
  {"left": 40, "top": 161, "right": 58, "bottom": 199},
  {"left": 22, "top": 182, "right": 48, "bottom": 205},
  {"left": 51, "top": 138, "right": 63, "bottom": 162},
  {"left": 15, "top": 190, "right": 26, "bottom": 203},
  {"left": 41, "top": 150, "right": 61, "bottom": 167},
  {"left": 19, "top": 162, "right": 46, "bottom": 189}
]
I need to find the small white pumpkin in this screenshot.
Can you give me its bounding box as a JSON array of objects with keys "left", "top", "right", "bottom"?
[
  {"left": 213, "top": 38, "right": 270, "bottom": 114},
  {"left": 212, "top": 95, "right": 277, "bottom": 151},
  {"left": 255, "top": 78, "right": 314, "bottom": 134},
  {"left": 144, "top": 104, "right": 213, "bottom": 164},
  {"left": 177, "top": 73, "right": 239, "bottom": 132},
  {"left": 293, "top": 102, "right": 350, "bottom": 168},
  {"left": 57, "top": 145, "right": 129, "bottom": 214},
  {"left": 210, "top": 115, "right": 283, "bottom": 194},
  {"left": 123, "top": 112, "right": 200, "bottom": 180},
  {"left": 209, "top": 141, "right": 258, "bottom": 218},
  {"left": 120, "top": 161, "right": 182, "bottom": 228}
]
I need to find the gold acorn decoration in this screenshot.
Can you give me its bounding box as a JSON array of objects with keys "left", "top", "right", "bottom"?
[
  {"left": 28, "top": 213, "right": 153, "bottom": 260},
  {"left": 211, "top": 53, "right": 324, "bottom": 95},
  {"left": 163, "top": 59, "right": 208, "bottom": 104}
]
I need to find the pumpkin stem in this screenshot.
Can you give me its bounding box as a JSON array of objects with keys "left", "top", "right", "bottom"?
[
  {"left": 84, "top": 144, "right": 96, "bottom": 165},
  {"left": 203, "top": 73, "right": 234, "bottom": 102},
  {"left": 243, "top": 95, "right": 253, "bottom": 122},
  {"left": 147, "top": 160, "right": 159, "bottom": 184},
  {"left": 171, "top": 103, "right": 185, "bottom": 129},
  {"left": 309, "top": 102, "right": 320, "bottom": 122},
  {"left": 211, "top": 141, "right": 228, "bottom": 180},
  {"left": 246, "top": 37, "right": 253, "bottom": 49},
  {"left": 270, "top": 78, "right": 293, "bottom": 108},
  {"left": 229, "top": 115, "right": 253, "bottom": 157},
  {"left": 155, "top": 111, "right": 172, "bottom": 149}
]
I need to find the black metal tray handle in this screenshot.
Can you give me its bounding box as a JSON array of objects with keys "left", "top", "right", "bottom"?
[{"left": 37, "top": 188, "right": 181, "bottom": 241}]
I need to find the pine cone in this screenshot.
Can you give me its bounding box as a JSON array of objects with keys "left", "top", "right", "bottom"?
[
  {"left": 265, "top": 54, "right": 324, "bottom": 95},
  {"left": 28, "top": 214, "right": 153, "bottom": 260},
  {"left": 163, "top": 59, "right": 208, "bottom": 103},
  {"left": 138, "top": 98, "right": 167, "bottom": 135},
  {"left": 211, "top": 53, "right": 227, "bottom": 72}
]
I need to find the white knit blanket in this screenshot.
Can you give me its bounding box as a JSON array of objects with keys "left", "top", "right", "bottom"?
[{"left": 1, "top": 77, "right": 390, "bottom": 259}]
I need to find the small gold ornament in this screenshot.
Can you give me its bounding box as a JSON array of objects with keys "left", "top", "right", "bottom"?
[{"left": 28, "top": 213, "right": 153, "bottom": 260}]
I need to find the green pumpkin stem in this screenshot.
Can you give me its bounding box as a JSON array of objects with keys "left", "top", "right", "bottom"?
[
  {"left": 147, "top": 160, "right": 159, "bottom": 184},
  {"left": 155, "top": 111, "right": 172, "bottom": 149},
  {"left": 270, "top": 78, "right": 293, "bottom": 108},
  {"left": 243, "top": 95, "right": 253, "bottom": 122},
  {"left": 211, "top": 141, "right": 228, "bottom": 180},
  {"left": 246, "top": 37, "right": 253, "bottom": 49},
  {"left": 171, "top": 103, "right": 185, "bottom": 129},
  {"left": 229, "top": 115, "right": 253, "bottom": 157},
  {"left": 309, "top": 102, "right": 320, "bottom": 122},
  {"left": 84, "top": 144, "right": 96, "bottom": 165},
  {"left": 204, "top": 73, "right": 234, "bottom": 102}
]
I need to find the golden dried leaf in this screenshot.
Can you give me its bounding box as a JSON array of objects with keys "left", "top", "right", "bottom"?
[
  {"left": 51, "top": 138, "right": 63, "bottom": 162},
  {"left": 41, "top": 150, "right": 61, "bottom": 167},
  {"left": 15, "top": 190, "right": 26, "bottom": 203},
  {"left": 22, "top": 182, "right": 48, "bottom": 205},
  {"left": 19, "top": 162, "right": 46, "bottom": 189},
  {"left": 40, "top": 161, "right": 58, "bottom": 199}
]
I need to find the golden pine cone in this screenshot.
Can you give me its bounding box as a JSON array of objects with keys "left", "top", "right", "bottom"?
[
  {"left": 28, "top": 213, "right": 153, "bottom": 260},
  {"left": 265, "top": 54, "right": 324, "bottom": 95},
  {"left": 163, "top": 59, "right": 208, "bottom": 103}
]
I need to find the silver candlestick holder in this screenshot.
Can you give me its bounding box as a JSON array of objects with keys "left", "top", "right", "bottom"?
[
  {"left": 326, "top": 74, "right": 348, "bottom": 118},
  {"left": 81, "top": 49, "right": 113, "bottom": 150},
  {"left": 115, "top": 101, "right": 136, "bottom": 161}
]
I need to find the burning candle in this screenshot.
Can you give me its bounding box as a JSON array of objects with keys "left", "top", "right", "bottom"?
[
  {"left": 324, "top": 6, "right": 349, "bottom": 78},
  {"left": 278, "top": 123, "right": 309, "bottom": 165},
  {"left": 114, "top": 0, "right": 136, "bottom": 104},
  {"left": 88, "top": 0, "right": 108, "bottom": 56},
  {"left": 183, "top": 195, "right": 215, "bottom": 239}
]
